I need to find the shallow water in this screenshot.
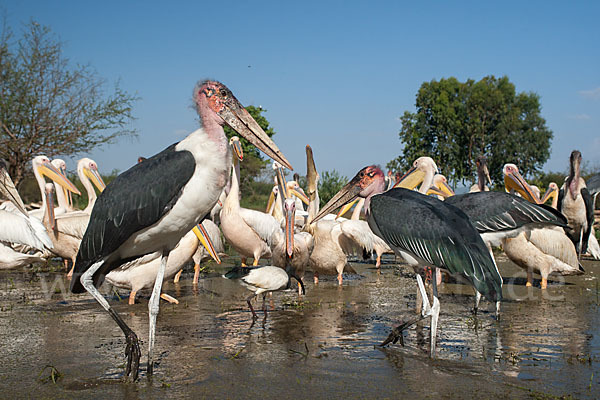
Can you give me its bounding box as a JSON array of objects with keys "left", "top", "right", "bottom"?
[{"left": 1, "top": 254, "right": 599, "bottom": 399}]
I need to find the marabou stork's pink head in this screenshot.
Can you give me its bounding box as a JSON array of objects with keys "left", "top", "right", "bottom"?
[{"left": 194, "top": 80, "right": 292, "bottom": 170}]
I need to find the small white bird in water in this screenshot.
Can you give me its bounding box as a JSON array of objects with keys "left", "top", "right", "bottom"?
[{"left": 223, "top": 265, "right": 305, "bottom": 321}]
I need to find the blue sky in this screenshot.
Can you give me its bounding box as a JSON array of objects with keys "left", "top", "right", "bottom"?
[{"left": 3, "top": 1, "right": 599, "bottom": 182}]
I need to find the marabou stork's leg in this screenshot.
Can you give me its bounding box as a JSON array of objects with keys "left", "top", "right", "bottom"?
[
  {"left": 81, "top": 260, "right": 141, "bottom": 380},
  {"left": 147, "top": 251, "right": 168, "bottom": 376},
  {"left": 173, "top": 269, "right": 182, "bottom": 283},
  {"left": 429, "top": 267, "right": 441, "bottom": 358},
  {"left": 193, "top": 263, "right": 200, "bottom": 285},
  {"left": 380, "top": 274, "right": 433, "bottom": 347},
  {"left": 473, "top": 291, "right": 482, "bottom": 314}
]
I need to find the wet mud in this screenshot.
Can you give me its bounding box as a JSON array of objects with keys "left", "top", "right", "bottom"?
[{"left": 1, "top": 254, "right": 599, "bottom": 399}]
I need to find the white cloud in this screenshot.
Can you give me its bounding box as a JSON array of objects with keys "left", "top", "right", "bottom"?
[
  {"left": 567, "top": 113, "right": 592, "bottom": 120},
  {"left": 578, "top": 87, "right": 600, "bottom": 100}
]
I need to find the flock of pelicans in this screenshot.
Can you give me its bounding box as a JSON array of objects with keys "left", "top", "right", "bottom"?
[{"left": 1, "top": 80, "right": 599, "bottom": 381}]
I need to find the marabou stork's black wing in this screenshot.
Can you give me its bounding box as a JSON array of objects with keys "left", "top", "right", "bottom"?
[
  {"left": 369, "top": 188, "right": 502, "bottom": 302},
  {"left": 581, "top": 187, "right": 594, "bottom": 253},
  {"left": 557, "top": 187, "right": 565, "bottom": 213},
  {"left": 71, "top": 143, "right": 195, "bottom": 293},
  {"left": 445, "top": 191, "right": 568, "bottom": 234},
  {"left": 586, "top": 173, "right": 600, "bottom": 196}
]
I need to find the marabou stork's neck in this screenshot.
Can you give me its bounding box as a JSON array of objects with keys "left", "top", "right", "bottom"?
[
  {"left": 567, "top": 155, "right": 581, "bottom": 200},
  {"left": 477, "top": 167, "right": 486, "bottom": 192},
  {"left": 196, "top": 96, "right": 229, "bottom": 154}
]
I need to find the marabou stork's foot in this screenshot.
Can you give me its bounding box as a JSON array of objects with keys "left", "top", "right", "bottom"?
[
  {"left": 124, "top": 330, "right": 141, "bottom": 381},
  {"left": 380, "top": 323, "right": 409, "bottom": 347},
  {"left": 380, "top": 317, "right": 427, "bottom": 347}
]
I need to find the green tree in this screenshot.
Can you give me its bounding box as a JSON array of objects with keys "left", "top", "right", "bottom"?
[
  {"left": 318, "top": 170, "right": 347, "bottom": 208},
  {"left": 0, "top": 20, "right": 138, "bottom": 186},
  {"left": 387, "top": 76, "right": 552, "bottom": 185},
  {"left": 223, "top": 105, "right": 276, "bottom": 195}
]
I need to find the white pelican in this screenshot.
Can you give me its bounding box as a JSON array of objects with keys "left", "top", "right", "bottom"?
[
  {"left": 335, "top": 197, "right": 392, "bottom": 271},
  {"left": 69, "top": 80, "right": 291, "bottom": 379},
  {"left": 220, "top": 137, "right": 281, "bottom": 267},
  {"left": 499, "top": 166, "right": 584, "bottom": 288},
  {"left": 0, "top": 161, "right": 53, "bottom": 268},
  {"left": 106, "top": 225, "right": 219, "bottom": 304},
  {"left": 28, "top": 156, "right": 82, "bottom": 220},
  {"left": 270, "top": 166, "right": 314, "bottom": 293},
  {"left": 303, "top": 145, "right": 357, "bottom": 286},
  {"left": 173, "top": 219, "right": 224, "bottom": 285}
]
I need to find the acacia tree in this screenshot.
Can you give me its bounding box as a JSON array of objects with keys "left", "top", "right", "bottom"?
[
  {"left": 387, "top": 76, "right": 552, "bottom": 185},
  {"left": 0, "top": 20, "right": 138, "bottom": 186}
]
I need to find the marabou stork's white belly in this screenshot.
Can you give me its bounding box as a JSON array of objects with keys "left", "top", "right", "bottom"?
[{"left": 117, "top": 132, "right": 231, "bottom": 260}]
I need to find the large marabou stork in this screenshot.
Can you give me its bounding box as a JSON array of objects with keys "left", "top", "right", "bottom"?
[
  {"left": 312, "top": 165, "right": 503, "bottom": 357},
  {"left": 558, "top": 150, "right": 595, "bottom": 258},
  {"left": 402, "top": 157, "right": 572, "bottom": 296},
  {"left": 70, "top": 80, "right": 291, "bottom": 380}
]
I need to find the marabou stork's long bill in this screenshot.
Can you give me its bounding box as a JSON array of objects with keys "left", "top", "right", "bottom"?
[
  {"left": 70, "top": 80, "right": 292, "bottom": 380},
  {"left": 312, "top": 165, "right": 502, "bottom": 358}
]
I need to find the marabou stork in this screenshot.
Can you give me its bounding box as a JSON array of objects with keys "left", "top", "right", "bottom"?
[
  {"left": 558, "top": 150, "right": 595, "bottom": 258},
  {"left": 313, "top": 165, "right": 503, "bottom": 357},
  {"left": 70, "top": 80, "right": 291, "bottom": 380},
  {"left": 469, "top": 155, "right": 492, "bottom": 193},
  {"left": 401, "top": 157, "right": 573, "bottom": 296}
]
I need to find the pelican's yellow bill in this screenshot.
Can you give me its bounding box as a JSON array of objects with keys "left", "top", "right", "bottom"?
[{"left": 192, "top": 223, "right": 221, "bottom": 264}]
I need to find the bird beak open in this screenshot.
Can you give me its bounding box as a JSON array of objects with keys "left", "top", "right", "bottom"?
[
  {"left": 540, "top": 186, "right": 557, "bottom": 205},
  {"left": 192, "top": 223, "right": 221, "bottom": 264},
  {"left": 219, "top": 96, "right": 292, "bottom": 170},
  {"left": 336, "top": 198, "right": 359, "bottom": 219},
  {"left": 504, "top": 168, "right": 540, "bottom": 203},
  {"left": 0, "top": 162, "right": 29, "bottom": 217},
  {"left": 393, "top": 166, "right": 425, "bottom": 190},
  {"left": 38, "top": 161, "right": 81, "bottom": 195},
  {"left": 312, "top": 172, "right": 364, "bottom": 224},
  {"left": 83, "top": 165, "right": 106, "bottom": 192},
  {"left": 230, "top": 136, "right": 244, "bottom": 161},
  {"left": 428, "top": 179, "right": 455, "bottom": 198}
]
